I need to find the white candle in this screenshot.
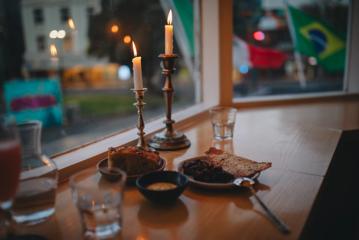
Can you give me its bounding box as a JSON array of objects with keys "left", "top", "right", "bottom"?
[
  {"left": 165, "top": 9, "right": 173, "bottom": 55},
  {"left": 131, "top": 41, "right": 143, "bottom": 90}
]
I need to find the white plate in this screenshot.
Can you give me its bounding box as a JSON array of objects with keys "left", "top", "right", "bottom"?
[{"left": 177, "top": 156, "right": 259, "bottom": 190}]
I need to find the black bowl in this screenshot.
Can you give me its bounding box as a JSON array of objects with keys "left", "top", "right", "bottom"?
[{"left": 136, "top": 171, "right": 189, "bottom": 203}]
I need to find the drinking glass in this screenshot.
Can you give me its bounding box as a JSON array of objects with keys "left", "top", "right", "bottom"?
[
  {"left": 209, "top": 107, "right": 237, "bottom": 140},
  {"left": 0, "top": 115, "right": 21, "bottom": 237},
  {"left": 12, "top": 121, "right": 58, "bottom": 225},
  {"left": 70, "top": 168, "right": 127, "bottom": 240}
]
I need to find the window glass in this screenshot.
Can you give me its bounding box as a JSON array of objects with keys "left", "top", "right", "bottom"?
[
  {"left": 36, "top": 35, "right": 46, "bottom": 51},
  {"left": 232, "top": 0, "right": 349, "bottom": 98},
  {"left": 87, "top": 7, "right": 94, "bottom": 17},
  {"left": 33, "top": 8, "right": 44, "bottom": 25},
  {"left": 0, "top": 0, "right": 200, "bottom": 155},
  {"left": 60, "top": 7, "right": 70, "bottom": 23}
]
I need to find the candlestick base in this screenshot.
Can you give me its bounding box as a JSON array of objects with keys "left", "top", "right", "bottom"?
[
  {"left": 148, "top": 53, "right": 190, "bottom": 151},
  {"left": 148, "top": 130, "right": 190, "bottom": 151}
]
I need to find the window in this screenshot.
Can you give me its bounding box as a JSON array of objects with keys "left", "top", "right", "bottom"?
[
  {"left": 232, "top": 0, "right": 349, "bottom": 98},
  {"left": 60, "top": 7, "right": 70, "bottom": 23},
  {"left": 87, "top": 7, "right": 94, "bottom": 17},
  {"left": 1, "top": 0, "right": 200, "bottom": 156},
  {"left": 33, "top": 8, "right": 44, "bottom": 24},
  {"left": 36, "top": 35, "right": 45, "bottom": 51}
]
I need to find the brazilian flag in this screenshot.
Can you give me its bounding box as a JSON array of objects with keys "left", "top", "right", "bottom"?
[{"left": 287, "top": 5, "right": 346, "bottom": 72}]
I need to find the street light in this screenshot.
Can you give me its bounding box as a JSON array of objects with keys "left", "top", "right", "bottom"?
[
  {"left": 49, "top": 30, "right": 57, "bottom": 39},
  {"left": 123, "top": 35, "right": 131, "bottom": 44},
  {"left": 68, "top": 18, "right": 76, "bottom": 30},
  {"left": 48, "top": 30, "right": 66, "bottom": 39},
  {"left": 57, "top": 30, "right": 66, "bottom": 39},
  {"left": 111, "top": 24, "right": 119, "bottom": 33}
]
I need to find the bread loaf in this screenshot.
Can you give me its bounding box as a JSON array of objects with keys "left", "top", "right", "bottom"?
[{"left": 205, "top": 147, "right": 271, "bottom": 177}]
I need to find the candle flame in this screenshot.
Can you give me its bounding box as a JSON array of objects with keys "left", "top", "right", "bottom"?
[
  {"left": 132, "top": 41, "right": 137, "bottom": 57},
  {"left": 68, "top": 18, "right": 76, "bottom": 30},
  {"left": 167, "top": 9, "right": 172, "bottom": 25},
  {"left": 50, "top": 44, "right": 57, "bottom": 57}
]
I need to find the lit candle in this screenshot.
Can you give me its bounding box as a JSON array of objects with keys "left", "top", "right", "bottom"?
[
  {"left": 165, "top": 9, "right": 173, "bottom": 55},
  {"left": 131, "top": 41, "right": 143, "bottom": 90}
]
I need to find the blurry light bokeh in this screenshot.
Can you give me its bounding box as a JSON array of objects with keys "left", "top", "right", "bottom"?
[
  {"left": 123, "top": 35, "right": 131, "bottom": 44},
  {"left": 253, "top": 31, "right": 265, "bottom": 41},
  {"left": 49, "top": 30, "right": 58, "bottom": 39},
  {"left": 118, "top": 65, "right": 131, "bottom": 80},
  {"left": 239, "top": 64, "right": 249, "bottom": 74},
  {"left": 111, "top": 24, "right": 119, "bottom": 33},
  {"left": 57, "top": 30, "right": 66, "bottom": 39}
]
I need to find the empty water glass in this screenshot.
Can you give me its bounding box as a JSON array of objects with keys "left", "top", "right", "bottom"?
[
  {"left": 209, "top": 107, "right": 237, "bottom": 140},
  {"left": 70, "top": 168, "right": 126, "bottom": 240}
]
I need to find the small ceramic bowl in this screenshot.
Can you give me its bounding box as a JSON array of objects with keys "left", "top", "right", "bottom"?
[{"left": 136, "top": 171, "right": 189, "bottom": 203}]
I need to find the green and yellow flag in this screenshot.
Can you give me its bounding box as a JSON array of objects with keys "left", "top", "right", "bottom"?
[{"left": 287, "top": 5, "right": 346, "bottom": 72}]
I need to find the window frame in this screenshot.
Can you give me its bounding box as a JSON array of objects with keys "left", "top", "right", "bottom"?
[
  {"left": 344, "top": 0, "right": 359, "bottom": 93},
  {"left": 33, "top": 8, "right": 44, "bottom": 25},
  {"left": 60, "top": 7, "right": 70, "bottom": 23},
  {"left": 87, "top": 7, "right": 94, "bottom": 17},
  {"left": 52, "top": 0, "right": 359, "bottom": 181},
  {"left": 36, "top": 35, "right": 46, "bottom": 51}
]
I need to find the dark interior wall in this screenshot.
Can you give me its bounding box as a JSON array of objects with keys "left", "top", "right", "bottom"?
[
  {"left": 0, "top": 0, "right": 6, "bottom": 87},
  {"left": 0, "top": 0, "right": 24, "bottom": 85},
  {"left": 300, "top": 130, "right": 359, "bottom": 240},
  {"left": 0, "top": 0, "right": 24, "bottom": 112}
]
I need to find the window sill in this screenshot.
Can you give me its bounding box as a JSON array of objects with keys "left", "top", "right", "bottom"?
[{"left": 233, "top": 91, "right": 359, "bottom": 108}]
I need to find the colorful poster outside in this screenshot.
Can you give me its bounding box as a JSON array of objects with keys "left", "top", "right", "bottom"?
[{"left": 4, "top": 79, "right": 63, "bottom": 127}]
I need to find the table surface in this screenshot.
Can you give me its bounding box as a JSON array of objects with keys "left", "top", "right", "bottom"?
[{"left": 15, "top": 100, "right": 359, "bottom": 240}]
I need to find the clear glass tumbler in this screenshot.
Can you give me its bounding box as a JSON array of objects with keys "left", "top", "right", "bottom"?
[
  {"left": 209, "top": 107, "right": 237, "bottom": 140},
  {"left": 12, "top": 121, "right": 58, "bottom": 225},
  {"left": 70, "top": 168, "right": 127, "bottom": 240}
]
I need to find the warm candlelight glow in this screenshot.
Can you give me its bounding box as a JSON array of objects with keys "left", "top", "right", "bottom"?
[
  {"left": 123, "top": 35, "right": 131, "bottom": 44},
  {"left": 50, "top": 44, "right": 57, "bottom": 57},
  {"left": 132, "top": 41, "right": 138, "bottom": 57},
  {"left": 167, "top": 9, "right": 172, "bottom": 25},
  {"left": 68, "top": 18, "right": 76, "bottom": 30}
]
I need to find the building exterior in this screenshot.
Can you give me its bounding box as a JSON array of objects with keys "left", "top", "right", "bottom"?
[{"left": 21, "top": 0, "right": 104, "bottom": 71}]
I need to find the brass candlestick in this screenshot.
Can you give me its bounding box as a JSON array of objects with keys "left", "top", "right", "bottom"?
[
  {"left": 132, "top": 88, "right": 147, "bottom": 149},
  {"left": 148, "top": 54, "right": 191, "bottom": 151}
]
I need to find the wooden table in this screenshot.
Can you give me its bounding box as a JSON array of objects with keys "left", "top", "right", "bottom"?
[{"left": 15, "top": 100, "right": 359, "bottom": 240}]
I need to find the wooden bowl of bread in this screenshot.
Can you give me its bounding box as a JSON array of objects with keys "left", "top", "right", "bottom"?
[{"left": 98, "top": 146, "right": 166, "bottom": 184}]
